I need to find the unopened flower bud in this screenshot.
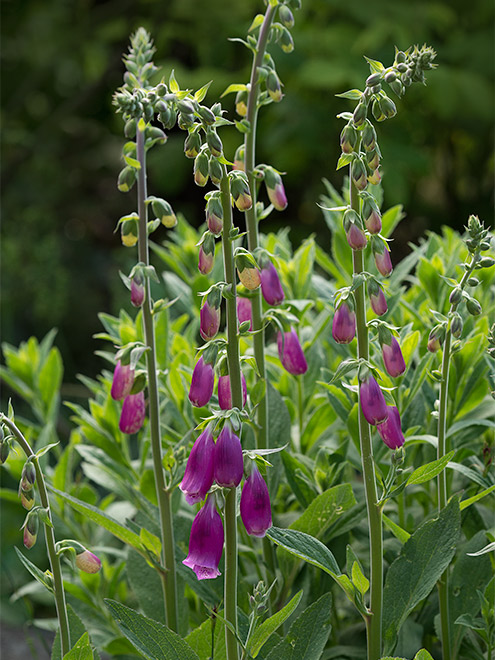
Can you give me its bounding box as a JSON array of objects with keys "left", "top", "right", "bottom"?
[
  {"left": 121, "top": 218, "right": 138, "bottom": 247},
  {"left": 206, "top": 130, "right": 223, "bottom": 158},
  {"left": 237, "top": 297, "right": 253, "bottom": 330},
  {"left": 372, "top": 98, "right": 386, "bottom": 122},
  {"left": 384, "top": 70, "right": 397, "bottom": 83},
  {"left": 131, "top": 274, "right": 145, "bottom": 307},
  {"left": 213, "top": 424, "right": 243, "bottom": 488},
  {"left": 0, "top": 440, "right": 10, "bottom": 464},
  {"left": 117, "top": 166, "right": 137, "bottom": 193},
  {"left": 184, "top": 131, "right": 201, "bottom": 159},
  {"left": 377, "top": 405, "right": 405, "bottom": 449},
  {"left": 76, "top": 549, "right": 102, "bottom": 574},
  {"left": 279, "top": 4, "right": 295, "bottom": 28},
  {"left": 266, "top": 71, "right": 283, "bottom": 102},
  {"left": 449, "top": 287, "right": 463, "bottom": 305},
  {"left": 351, "top": 159, "right": 368, "bottom": 191},
  {"left": 427, "top": 326, "right": 444, "bottom": 352},
  {"left": 209, "top": 158, "right": 223, "bottom": 185},
  {"left": 180, "top": 427, "right": 215, "bottom": 505},
  {"left": 152, "top": 199, "right": 177, "bottom": 228},
  {"left": 381, "top": 96, "right": 397, "bottom": 119},
  {"left": 366, "top": 72, "right": 382, "bottom": 87},
  {"left": 359, "top": 373, "right": 388, "bottom": 425},
  {"left": 218, "top": 373, "right": 247, "bottom": 410},
  {"left": 23, "top": 511, "right": 39, "bottom": 549},
  {"left": 189, "top": 357, "right": 215, "bottom": 408},
  {"left": 466, "top": 298, "right": 482, "bottom": 316},
  {"left": 240, "top": 464, "right": 272, "bottom": 538},
  {"left": 369, "top": 280, "right": 388, "bottom": 316},
  {"left": 119, "top": 391, "right": 146, "bottom": 434},
  {"left": 372, "top": 239, "right": 393, "bottom": 276},
  {"left": 332, "top": 300, "right": 356, "bottom": 344},
  {"left": 366, "top": 149, "right": 380, "bottom": 171},
  {"left": 206, "top": 196, "right": 224, "bottom": 235},
  {"left": 260, "top": 260, "right": 285, "bottom": 305},
  {"left": 194, "top": 152, "right": 209, "bottom": 187},
  {"left": 198, "top": 105, "right": 216, "bottom": 125},
  {"left": 235, "top": 90, "right": 248, "bottom": 117},
  {"left": 340, "top": 124, "right": 358, "bottom": 154},
  {"left": 353, "top": 101, "right": 367, "bottom": 127},
  {"left": 233, "top": 145, "right": 245, "bottom": 171},
  {"left": 277, "top": 328, "right": 308, "bottom": 375},
  {"left": 200, "top": 299, "right": 221, "bottom": 340},
  {"left": 20, "top": 489, "right": 35, "bottom": 510},
  {"left": 362, "top": 122, "right": 377, "bottom": 151},
  {"left": 367, "top": 168, "right": 381, "bottom": 185},
  {"left": 198, "top": 244, "right": 215, "bottom": 275},
  {"left": 111, "top": 361, "right": 135, "bottom": 401},
  {"left": 451, "top": 313, "right": 463, "bottom": 339},
  {"left": 238, "top": 266, "right": 261, "bottom": 290},
  {"left": 381, "top": 335, "right": 406, "bottom": 377},
  {"left": 346, "top": 223, "right": 367, "bottom": 251},
  {"left": 479, "top": 257, "right": 495, "bottom": 269},
  {"left": 20, "top": 462, "right": 36, "bottom": 492},
  {"left": 264, "top": 168, "right": 288, "bottom": 211},
  {"left": 279, "top": 28, "right": 294, "bottom": 53}
]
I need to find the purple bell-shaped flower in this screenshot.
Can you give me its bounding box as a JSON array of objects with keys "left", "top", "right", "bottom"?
[
  {"left": 260, "top": 261, "right": 285, "bottom": 306},
  {"left": 240, "top": 463, "right": 272, "bottom": 538},
  {"left": 180, "top": 426, "right": 215, "bottom": 505},
  {"left": 381, "top": 336, "right": 406, "bottom": 378},
  {"left": 183, "top": 493, "right": 224, "bottom": 580},
  {"left": 359, "top": 374, "right": 388, "bottom": 426},
  {"left": 119, "top": 391, "right": 146, "bottom": 434},
  {"left": 200, "top": 300, "right": 221, "bottom": 341},
  {"left": 332, "top": 300, "right": 356, "bottom": 344},
  {"left": 237, "top": 297, "right": 253, "bottom": 330},
  {"left": 377, "top": 405, "right": 405, "bottom": 449},
  {"left": 218, "top": 373, "right": 247, "bottom": 410},
  {"left": 110, "top": 361, "right": 135, "bottom": 401},
  {"left": 76, "top": 549, "right": 102, "bottom": 574},
  {"left": 213, "top": 424, "right": 244, "bottom": 488},
  {"left": 277, "top": 328, "right": 308, "bottom": 375},
  {"left": 189, "top": 357, "right": 215, "bottom": 408}
]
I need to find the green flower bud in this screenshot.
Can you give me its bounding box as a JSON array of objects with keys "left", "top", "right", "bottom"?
[
  {"left": 388, "top": 80, "right": 405, "bottom": 97},
  {"left": 340, "top": 123, "right": 358, "bottom": 154},
  {"left": 467, "top": 277, "right": 479, "bottom": 286},
  {"left": 20, "top": 462, "right": 36, "bottom": 492},
  {"left": 235, "top": 90, "right": 248, "bottom": 117},
  {"left": 146, "top": 126, "right": 167, "bottom": 144},
  {"left": 117, "top": 166, "right": 137, "bottom": 193},
  {"left": 0, "top": 440, "right": 9, "bottom": 464},
  {"left": 362, "top": 122, "right": 377, "bottom": 151},
  {"left": 395, "top": 51, "right": 407, "bottom": 64},
  {"left": 178, "top": 112, "right": 195, "bottom": 130},
  {"left": 184, "top": 131, "right": 201, "bottom": 159},
  {"left": 370, "top": 84, "right": 382, "bottom": 95},
  {"left": 479, "top": 257, "right": 495, "bottom": 269},
  {"left": 177, "top": 99, "right": 195, "bottom": 115},
  {"left": 159, "top": 107, "right": 177, "bottom": 130},
  {"left": 381, "top": 96, "right": 397, "bottom": 119},
  {"left": 449, "top": 286, "right": 462, "bottom": 305},
  {"left": 20, "top": 489, "right": 35, "bottom": 510},
  {"left": 206, "top": 130, "right": 223, "bottom": 158},
  {"left": 209, "top": 157, "right": 223, "bottom": 185},
  {"left": 266, "top": 71, "right": 283, "bottom": 102},
  {"left": 466, "top": 298, "right": 482, "bottom": 316},
  {"left": 396, "top": 62, "right": 408, "bottom": 73},
  {"left": 353, "top": 101, "right": 367, "bottom": 127},
  {"left": 198, "top": 105, "right": 216, "bottom": 125},
  {"left": 279, "top": 5, "right": 295, "bottom": 28},
  {"left": 121, "top": 218, "right": 138, "bottom": 247},
  {"left": 351, "top": 158, "right": 367, "bottom": 191},
  {"left": 279, "top": 27, "right": 294, "bottom": 53},
  {"left": 384, "top": 70, "right": 397, "bottom": 83},
  {"left": 194, "top": 152, "right": 209, "bottom": 187},
  {"left": 451, "top": 313, "right": 463, "bottom": 339},
  {"left": 372, "top": 98, "right": 386, "bottom": 122},
  {"left": 366, "top": 149, "right": 380, "bottom": 170},
  {"left": 124, "top": 119, "right": 136, "bottom": 138},
  {"left": 152, "top": 199, "right": 177, "bottom": 228},
  {"left": 366, "top": 73, "right": 382, "bottom": 87}
]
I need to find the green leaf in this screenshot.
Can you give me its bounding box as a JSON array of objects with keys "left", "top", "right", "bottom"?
[
  {"left": 380, "top": 205, "right": 404, "bottom": 239},
  {"left": 335, "top": 89, "right": 363, "bottom": 100},
  {"left": 38, "top": 347, "right": 63, "bottom": 415},
  {"left": 460, "top": 484, "right": 495, "bottom": 511},
  {"left": 49, "top": 486, "right": 143, "bottom": 552},
  {"left": 364, "top": 56, "right": 385, "bottom": 73},
  {"left": 62, "top": 633, "right": 93, "bottom": 660},
  {"left": 169, "top": 70, "right": 179, "bottom": 93},
  {"left": 414, "top": 652, "right": 435, "bottom": 660},
  {"left": 123, "top": 155, "right": 141, "bottom": 170},
  {"left": 351, "top": 561, "right": 369, "bottom": 596},
  {"left": 126, "top": 548, "right": 165, "bottom": 624},
  {"left": 329, "top": 358, "right": 359, "bottom": 384},
  {"left": 220, "top": 83, "right": 248, "bottom": 98},
  {"left": 265, "top": 593, "right": 332, "bottom": 660},
  {"left": 290, "top": 484, "right": 356, "bottom": 541},
  {"left": 382, "top": 497, "right": 461, "bottom": 654},
  {"left": 383, "top": 514, "right": 410, "bottom": 544},
  {"left": 52, "top": 605, "right": 88, "bottom": 660},
  {"left": 281, "top": 452, "right": 317, "bottom": 508},
  {"left": 407, "top": 450, "right": 455, "bottom": 485},
  {"left": 105, "top": 599, "right": 200, "bottom": 660},
  {"left": 248, "top": 13, "right": 264, "bottom": 32},
  {"left": 336, "top": 153, "right": 353, "bottom": 170},
  {"left": 249, "top": 590, "right": 303, "bottom": 657},
  {"left": 15, "top": 547, "right": 53, "bottom": 592},
  {"left": 194, "top": 81, "right": 212, "bottom": 102},
  {"left": 266, "top": 527, "right": 341, "bottom": 578},
  {"left": 140, "top": 527, "right": 162, "bottom": 559},
  {"left": 36, "top": 441, "right": 60, "bottom": 459}
]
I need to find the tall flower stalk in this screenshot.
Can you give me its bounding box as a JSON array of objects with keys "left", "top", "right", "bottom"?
[
  {"left": 331, "top": 45, "right": 437, "bottom": 660},
  {"left": 1, "top": 414, "right": 71, "bottom": 655},
  {"left": 430, "top": 215, "right": 493, "bottom": 660}
]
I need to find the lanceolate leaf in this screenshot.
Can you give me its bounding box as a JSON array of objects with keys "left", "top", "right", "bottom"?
[
  {"left": 266, "top": 527, "right": 341, "bottom": 578},
  {"left": 15, "top": 547, "right": 53, "bottom": 592},
  {"left": 105, "top": 600, "right": 200, "bottom": 660},
  {"left": 249, "top": 590, "right": 303, "bottom": 657},
  {"left": 407, "top": 450, "right": 455, "bottom": 485},
  {"left": 382, "top": 497, "right": 461, "bottom": 654}
]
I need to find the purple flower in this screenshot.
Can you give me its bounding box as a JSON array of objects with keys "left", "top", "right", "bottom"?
[
  {"left": 180, "top": 426, "right": 215, "bottom": 505},
  {"left": 189, "top": 357, "right": 215, "bottom": 408},
  {"left": 332, "top": 301, "right": 356, "bottom": 344},
  {"left": 119, "top": 391, "right": 146, "bottom": 434},
  {"left": 213, "top": 424, "right": 244, "bottom": 488},
  {"left": 359, "top": 374, "right": 388, "bottom": 426},
  {"left": 266, "top": 181, "right": 288, "bottom": 212},
  {"left": 381, "top": 336, "right": 406, "bottom": 378},
  {"left": 111, "top": 361, "right": 135, "bottom": 401},
  {"left": 374, "top": 248, "right": 393, "bottom": 277},
  {"left": 240, "top": 464, "right": 272, "bottom": 538},
  {"left": 183, "top": 494, "right": 224, "bottom": 580},
  {"left": 23, "top": 512, "right": 39, "bottom": 550},
  {"left": 363, "top": 208, "right": 382, "bottom": 234},
  {"left": 260, "top": 261, "right": 285, "bottom": 306},
  {"left": 277, "top": 329, "right": 308, "bottom": 375},
  {"left": 200, "top": 300, "right": 221, "bottom": 340},
  {"left": 76, "top": 549, "right": 102, "bottom": 574},
  {"left": 237, "top": 297, "right": 252, "bottom": 330},
  {"left": 370, "top": 288, "right": 388, "bottom": 316},
  {"left": 377, "top": 406, "right": 405, "bottom": 449},
  {"left": 198, "top": 246, "right": 214, "bottom": 275},
  {"left": 346, "top": 223, "right": 367, "bottom": 251},
  {"left": 218, "top": 373, "right": 247, "bottom": 410},
  {"left": 131, "top": 276, "right": 145, "bottom": 307}
]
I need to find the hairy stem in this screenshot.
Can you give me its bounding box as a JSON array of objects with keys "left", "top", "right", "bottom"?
[
  {"left": 2, "top": 416, "right": 70, "bottom": 656},
  {"left": 136, "top": 125, "right": 178, "bottom": 632},
  {"left": 350, "top": 177, "right": 383, "bottom": 660},
  {"left": 220, "top": 170, "right": 241, "bottom": 660},
  {"left": 436, "top": 255, "right": 478, "bottom": 660}
]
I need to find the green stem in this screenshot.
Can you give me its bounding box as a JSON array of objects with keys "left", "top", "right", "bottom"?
[
  {"left": 2, "top": 415, "right": 70, "bottom": 656},
  {"left": 136, "top": 125, "right": 178, "bottom": 632},
  {"left": 243, "top": 2, "right": 276, "bottom": 452},
  {"left": 297, "top": 376, "right": 304, "bottom": 446},
  {"left": 436, "top": 255, "right": 478, "bottom": 660},
  {"left": 350, "top": 178, "right": 383, "bottom": 660},
  {"left": 220, "top": 170, "right": 241, "bottom": 660}
]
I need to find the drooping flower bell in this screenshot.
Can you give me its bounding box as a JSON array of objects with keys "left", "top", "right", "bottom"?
[
  {"left": 362, "top": 199, "right": 382, "bottom": 234},
  {"left": 240, "top": 463, "right": 272, "bottom": 538},
  {"left": 198, "top": 232, "right": 215, "bottom": 275},
  {"left": 260, "top": 259, "right": 285, "bottom": 306},
  {"left": 200, "top": 297, "right": 221, "bottom": 341},
  {"left": 76, "top": 549, "right": 102, "bottom": 574},
  {"left": 19, "top": 461, "right": 36, "bottom": 493},
  {"left": 264, "top": 167, "right": 288, "bottom": 211},
  {"left": 23, "top": 511, "right": 39, "bottom": 550},
  {"left": 218, "top": 373, "right": 247, "bottom": 410},
  {"left": 332, "top": 299, "right": 356, "bottom": 344},
  {"left": 359, "top": 372, "right": 388, "bottom": 426},
  {"left": 183, "top": 493, "right": 224, "bottom": 580},
  {"left": 231, "top": 173, "right": 252, "bottom": 211},
  {"left": 372, "top": 237, "right": 393, "bottom": 277},
  {"left": 213, "top": 424, "right": 244, "bottom": 488},
  {"left": 111, "top": 361, "right": 135, "bottom": 401},
  {"left": 277, "top": 328, "right": 308, "bottom": 376},
  {"left": 119, "top": 390, "right": 146, "bottom": 434},
  {"left": 377, "top": 405, "right": 405, "bottom": 449},
  {"left": 238, "top": 266, "right": 261, "bottom": 290},
  {"left": 380, "top": 333, "right": 406, "bottom": 378},
  {"left": 189, "top": 357, "right": 215, "bottom": 408},
  {"left": 180, "top": 426, "right": 215, "bottom": 505},
  {"left": 343, "top": 209, "right": 367, "bottom": 251},
  {"left": 368, "top": 279, "right": 388, "bottom": 316},
  {"left": 205, "top": 194, "right": 223, "bottom": 236},
  {"left": 237, "top": 297, "right": 253, "bottom": 330},
  {"left": 130, "top": 274, "right": 145, "bottom": 307},
  {"left": 427, "top": 325, "right": 445, "bottom": 352}
]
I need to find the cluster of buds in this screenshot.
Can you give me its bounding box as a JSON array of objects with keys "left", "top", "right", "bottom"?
[
  {"left": 111, "top": 360, "right": 146, "bottom": 434},
  {"left": 181, "top": 424, "right": 272, "bottom": 580}
]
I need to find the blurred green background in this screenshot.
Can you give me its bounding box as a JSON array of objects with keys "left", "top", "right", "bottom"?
[{"left": 2, "top": 0, "right": 494, "bottom": 381}]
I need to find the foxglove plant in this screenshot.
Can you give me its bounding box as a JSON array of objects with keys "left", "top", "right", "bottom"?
[{"left": 328, "top": 44, "right": 437, "bottom": 660}]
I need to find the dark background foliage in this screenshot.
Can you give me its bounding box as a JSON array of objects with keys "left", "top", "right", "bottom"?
[{"left": 2, "top": 0, "right": 493, "bottom": 380}]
